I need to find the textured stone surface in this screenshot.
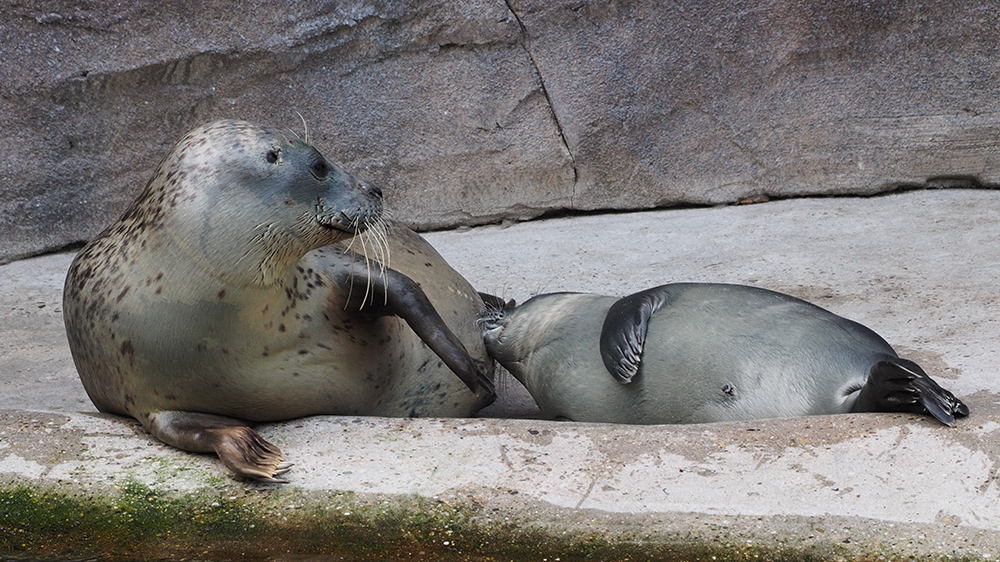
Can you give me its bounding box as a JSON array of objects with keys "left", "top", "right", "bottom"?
[
  {"left": 511, "top": 0, "right": 1000, "bottom": 209},
  {"left": 0, "top": 0, "right": 569, "bottom": 263},
  {"left": 3, "top": 0, "right": 1000, "bottom": 263}
]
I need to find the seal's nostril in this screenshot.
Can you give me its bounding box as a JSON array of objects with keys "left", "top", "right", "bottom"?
[{"left": 363, "top": 183, "right": 383, "bottom": 198}]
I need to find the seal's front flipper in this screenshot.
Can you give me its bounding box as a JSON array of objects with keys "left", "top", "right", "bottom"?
[
  {"left": 338, "top": 266, "right": 496, "bottom": 399},
  {"left": 146, "top": 411, "right": 292, "bottom": 482},
  {"left": 853, "top": 358, "right": 970, "bottom": 426},
  {"left": 600, "top": 285, "right": 673, "bottom": 383}
]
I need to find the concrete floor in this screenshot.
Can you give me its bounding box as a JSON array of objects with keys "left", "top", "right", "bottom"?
[{"left": 2, "top": 188, "right": 999, "bottom": 560}]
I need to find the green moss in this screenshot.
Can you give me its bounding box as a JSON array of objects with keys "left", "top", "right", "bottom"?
[
  {"left": 0, "top": 483, "right": 985, "bottom": 561},
  {"left": 0, "top": 479, "right": 263, "bottom": 559}
]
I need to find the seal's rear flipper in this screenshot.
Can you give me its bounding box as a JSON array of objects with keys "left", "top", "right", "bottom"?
[
  {"left": 853, "top": 358, "right": 970, "bottom": 426},
  {"left": 145, "top": 411, "right": 292, "bottom": 482},
  {"left": 600, "top": 285, "right": 673, "bottom": 383}
]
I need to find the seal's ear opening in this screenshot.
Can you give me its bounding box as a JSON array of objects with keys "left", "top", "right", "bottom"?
[{"left": 265, "top": 149, "right": 280, "bottom": 164}]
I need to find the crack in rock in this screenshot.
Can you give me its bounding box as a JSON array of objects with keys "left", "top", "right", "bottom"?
[{"left": 503, "top": 1, "right": 579, "bottom": 207}]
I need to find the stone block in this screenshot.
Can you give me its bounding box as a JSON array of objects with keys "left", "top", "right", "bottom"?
[{"left": 2, "top": 0, "right": 998, "bottom": 262}]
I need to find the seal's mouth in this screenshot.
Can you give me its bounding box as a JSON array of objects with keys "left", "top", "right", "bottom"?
[
  {"left": 315, "top": 203, "right": 383, "bottom": 236},
  {"left": 315, "top": 212, "right": 362, "bottom": 234},
  {"left": 314, "top": 193, "right": 383, "bottom": 235},
  {"left": 478, "top": 312, "right": 506, "bottom": 342}
]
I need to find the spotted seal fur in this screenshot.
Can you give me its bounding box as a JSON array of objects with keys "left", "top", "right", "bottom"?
[{"left": 63, "top": 120, "right": 495, "bottom": 481}]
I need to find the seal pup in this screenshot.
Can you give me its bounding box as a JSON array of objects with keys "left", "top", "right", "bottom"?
[
  {"left": 64, "top": 120, "right": 495, "bottom": 481},
  {"left": 481, "top": 283, "right": 968, "bottom": 426}
]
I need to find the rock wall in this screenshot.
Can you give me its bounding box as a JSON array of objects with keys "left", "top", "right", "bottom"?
[{"left": 2, "top": 0, "right": 999, "bottom": 262}]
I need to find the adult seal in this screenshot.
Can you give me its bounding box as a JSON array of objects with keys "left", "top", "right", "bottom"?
[
  {"left": 481, "top": 283, "right": 968, "bottom": 426},
  {"left": 64, "top": 120, "right": 495, "bottom": 481}
]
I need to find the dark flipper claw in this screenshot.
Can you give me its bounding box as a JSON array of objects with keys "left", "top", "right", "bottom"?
[
  {"left": 211, "top": 426, "right": 291, "bottom": 482},
  {"left": 854, "top": 358, "right": 969, "bottom": 426}
]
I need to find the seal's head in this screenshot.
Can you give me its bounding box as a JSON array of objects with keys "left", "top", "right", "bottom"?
[
  {"left": 119, "top": 119, "right": 384, "bottom": 285},
  {"left": 481, "top": 292, "right": 606, "bottom": 389},
  {"left": 480, "top": 294, "right": 548, "bottom": 386}
]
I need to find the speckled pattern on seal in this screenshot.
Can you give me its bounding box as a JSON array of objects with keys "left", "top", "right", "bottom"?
[{"left": 63, "top": 120, "right": 494, "bottom": 482}]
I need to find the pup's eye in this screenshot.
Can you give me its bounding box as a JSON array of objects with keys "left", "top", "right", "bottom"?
[
  {"left": 310, "top": 159, "right": 329, "bottom": 180},
  {"left": 265, "top": 149, "right": 279, "bottom": 164}
]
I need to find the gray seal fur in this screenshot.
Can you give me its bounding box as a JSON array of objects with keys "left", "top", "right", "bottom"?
[
  {"left": 481, "top": 283, "right": 967, "bottom": 426},
  {"left": 63, "top": 120, "right": 494, "bottom": 481}
]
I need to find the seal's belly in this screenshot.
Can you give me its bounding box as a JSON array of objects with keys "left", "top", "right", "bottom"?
[
  {"left": 633, "top": 294, "right": 890, "bottom": 423},
  {"left": 120, "top": 287, "right": 420, "bottom": 421},
  {"left": 208, "top": 325, "right": 402, "bottom": 420}
]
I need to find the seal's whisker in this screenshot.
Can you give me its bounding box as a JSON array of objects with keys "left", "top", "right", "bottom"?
[
  {"left": 338, "top": 212, "right": 392, "bottom": 309},
  {"left": 364, "top": 218, "right": 388, "bottom": 270},
  {"left": 358, "top": 226, "right": 375, "bottom": 306},
  {"left": 369, "top": 212, "right": 391, "bottom": 268},
  {"left": 360, "top": 231, "right": 375, "bottom": 308},
  {"left": 377, "top": 218, "right": 391, "bottom": 269},
  {"left": 342, "top": 219, "right": 359, "bottom": 253},
  {"left": 293, "top": 111, "right": 310, "bottom": 145},
  {"left": 365, "top": 218, "right": 390, "bottom": 305},
  {"left": 370, "top": 221, "right": 387, "bottom": 305},
  {"left": 342, "top": 213, "right": 373, "bottom": 309},
  {"left": 356, "top": 215, "right": 377, "bottom": 309},
  {"left": 339, "top": 220, "right": 363, "bottom": 310},
  {"left": 342, "top": 229, "right": 361, "bottom": 311},
  {"left": 344, "top": 255, "right": 355, "bottom": 309}
]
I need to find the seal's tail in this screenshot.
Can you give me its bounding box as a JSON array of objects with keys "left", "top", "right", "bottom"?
[{"left": 853, "top": 358, "right": 970, "bottom": 426}]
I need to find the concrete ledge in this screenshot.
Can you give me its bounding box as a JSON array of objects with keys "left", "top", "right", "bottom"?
[
  {"left": 2, "top": 410, "right": 998, "bottom": 560},
  {"left": 2, "top": 189, "right": 999, "bottom": 560}
]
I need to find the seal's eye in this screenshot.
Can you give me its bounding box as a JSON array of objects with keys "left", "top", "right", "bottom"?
[
  {"left": 266, "top": 149, "right": 279, "bottom": 164},
  {"left": 310, "top": 159, "right": 329, "bottom": 180}
]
